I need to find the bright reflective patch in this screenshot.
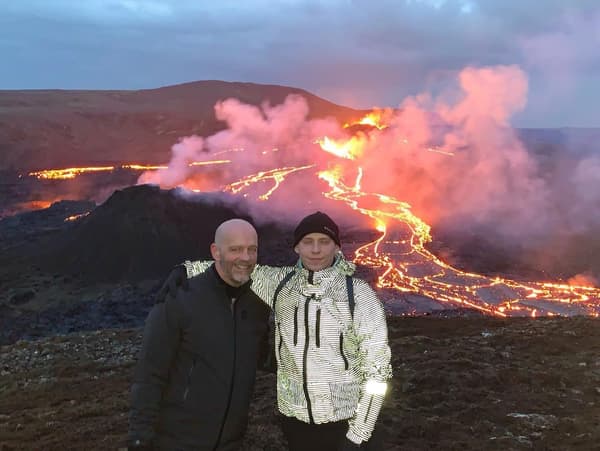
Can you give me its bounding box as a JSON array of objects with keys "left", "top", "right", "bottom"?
[{"left": 365, "top": 380, "right": 387, "bottom": 395}]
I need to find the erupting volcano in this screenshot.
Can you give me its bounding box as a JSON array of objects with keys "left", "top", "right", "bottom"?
[{"left": 23, "top": 72, "right": 600, "bottom": 317}]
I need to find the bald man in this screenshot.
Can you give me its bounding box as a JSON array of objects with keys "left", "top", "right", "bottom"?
[{"left": 128, "top": 219, "right": 270, "bottom": 450}]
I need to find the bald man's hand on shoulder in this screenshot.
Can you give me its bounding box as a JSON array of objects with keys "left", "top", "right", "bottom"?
[{"left": 154, "top": 264, "right": 189, "bottom": 304}]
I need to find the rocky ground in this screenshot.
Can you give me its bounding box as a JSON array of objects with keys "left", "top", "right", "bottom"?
[{"left": 1, "top": 316, "right": 599, "bottom": 450}]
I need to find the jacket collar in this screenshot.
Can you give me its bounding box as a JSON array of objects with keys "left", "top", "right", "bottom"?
[
  {"left": 208, "top": 264, "right": 252, "bottom": 298},
  {"left": 295, "top": 253, "right": 356, "bottom": 285}
]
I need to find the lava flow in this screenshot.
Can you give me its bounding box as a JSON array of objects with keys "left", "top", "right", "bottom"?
[
  {"left": 318, "top": 167, "right": 600, "bottom": 317},
  {"left": 29, "top": 166, "right": 115, "bottom": 180},
  {"left": 20, "top": 110, "right": 600, "bottom": 317},
  {"left": 188, "top": 113, "right": 599, "bottom": 316},
  {"left": 192, "top": 151, "right": 599, "bottom": 316},
  {"left": 27, "top": 160, "right": 231, "bottom": 180},
  {"left": 222, "top": 165, "right": 315, "bottom": 200}
]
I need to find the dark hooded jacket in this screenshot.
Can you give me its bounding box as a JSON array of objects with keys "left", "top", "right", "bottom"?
[{"left": 129, "top": 265, "right": 270, "bottom": 450}]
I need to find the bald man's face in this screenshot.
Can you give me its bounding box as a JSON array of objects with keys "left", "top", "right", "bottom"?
[{"left": 211, "top": 221, "right": 258, "bottom": 287}]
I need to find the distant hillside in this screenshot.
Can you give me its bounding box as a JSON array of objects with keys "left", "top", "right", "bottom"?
[{"left": 0, "top": 80, "right": 367, "bottom": 171}]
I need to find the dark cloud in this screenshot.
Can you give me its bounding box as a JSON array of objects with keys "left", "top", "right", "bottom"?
[{"left": 0, "top": 0, "right": 599, "bottom": 126}]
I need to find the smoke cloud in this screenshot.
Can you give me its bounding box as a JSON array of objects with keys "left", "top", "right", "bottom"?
[
  {"left": 138, "top": 94, "right": 347, "bottom": 224},
  {"left": 138, "top": 64, "right": 599, "bottom": 277},
  {"left": 518, "top": 9, "right": 600, "bottom": 126}
]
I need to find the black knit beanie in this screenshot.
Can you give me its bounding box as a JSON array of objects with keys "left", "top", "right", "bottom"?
[{"left": 293, "top": 211, "right": 340, "bottom": 247}]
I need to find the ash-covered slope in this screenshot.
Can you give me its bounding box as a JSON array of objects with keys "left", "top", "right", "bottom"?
[
  {"left": 40, "top": 184, "right": 294, "bottom": 282},
  {"left": 0, "top": 80, "right": 367, "bottom": 171}
]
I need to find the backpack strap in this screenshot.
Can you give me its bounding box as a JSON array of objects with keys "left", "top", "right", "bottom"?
[
  {"left": 346, "top": 275, "right": 355, "bottom": 318},
  {"left": 273, "top": 270, "right": 296, "bottom": 313}
]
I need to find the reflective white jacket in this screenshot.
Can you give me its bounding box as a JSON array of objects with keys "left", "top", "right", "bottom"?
[{"left": 185, "top": 255, "right": 392, "bottom": 444}]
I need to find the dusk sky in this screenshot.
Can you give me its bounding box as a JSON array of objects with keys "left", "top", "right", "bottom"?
[{"left": 1, "top": 0, "right": 599, "bottom": 128}]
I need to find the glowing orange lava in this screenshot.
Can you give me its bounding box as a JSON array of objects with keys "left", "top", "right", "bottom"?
[
  {"left": 64, "top": 212, "right": 90, "bottom": 222},
  {"left": 315, "top": 136, "right": 365, "bottom": 160},
  {"left": 121, "top": 164, "right": 168, "bottom": 170},
  {"left": 17, "top": 200, "right": 54, "bottom": 211},
  {"left": 223, "top": 165, "right": 315, "bottom": 200},
  {"left": 29, "top": 160, "right": 231, "bottom": 180},
  {"left": 29, "top": 166, "right": 115, "bottom": 180},
  {"left": 188, "top": 160, "right": 231, "bottom": 167},
  {"left": 344, "top": 110, "right": 389, "bottom": 130}
]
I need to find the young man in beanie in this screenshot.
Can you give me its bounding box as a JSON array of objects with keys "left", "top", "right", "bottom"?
[{"left": 164, "top": 211, "right": 392, "bottom": 450}]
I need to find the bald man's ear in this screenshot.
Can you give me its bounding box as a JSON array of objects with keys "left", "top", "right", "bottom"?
[{"left": 210, "top": 243, "right": 220, "bottom": 261}]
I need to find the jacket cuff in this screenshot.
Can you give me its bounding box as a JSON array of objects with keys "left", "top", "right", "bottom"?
[
  {"left": 183, "top": 260, "right": 194, "bottom": 277},
  {"left": 346, "top": 429, "right": 364, "bottom": 445}
]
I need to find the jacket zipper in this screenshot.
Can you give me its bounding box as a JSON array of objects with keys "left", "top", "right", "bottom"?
[
  {"left": 302, "top": 294, "right": 315, "bottom": 424},
  {"left": 183, "top": 358, "right": 197, "bottom": 402},
  {"left": 315, "top": 308, "right": 321, "bottom": 348},
  {"left": 339, "top": 333, "right": 349, "bottom": 370},
  {"left": 365, "top": 395, "right": 374, "bottom": 422},
  {"left": 214, "top": 296, "right": 237, "bottom": 449},
  {"left": 293, "top": 306, "right": 298, "bottom": 345}
]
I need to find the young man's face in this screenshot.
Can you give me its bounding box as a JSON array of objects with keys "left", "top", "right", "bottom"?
[
  {"left": 294, "top": 232, "right": 339, "bottom": 271},
  {"left": 211, "top": 229, "right": 258, "bottom": 287}
]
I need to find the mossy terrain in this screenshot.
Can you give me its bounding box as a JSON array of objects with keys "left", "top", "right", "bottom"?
[{"left": 1, "top": 316, "right": 599, "bottom": 450}]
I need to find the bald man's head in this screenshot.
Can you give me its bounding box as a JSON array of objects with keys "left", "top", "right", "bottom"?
[
  {"left": 211, "top": 219, "right": 258, "bottom": 287},
  {"left": 214, "top": 219, "right": 257, "bottom": 246}
]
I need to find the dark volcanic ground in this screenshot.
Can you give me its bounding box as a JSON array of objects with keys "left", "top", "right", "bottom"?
[{"left": 1, "top": 317, "right": 599, "bottom": 450}]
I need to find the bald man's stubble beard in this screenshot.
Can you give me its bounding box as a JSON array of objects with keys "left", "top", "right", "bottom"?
[
  {"left": 216, "top": 260, "right": 254, "bottom": 287},
  {"left": 231, "top": 265, "right": 253, "bottom": 285}
]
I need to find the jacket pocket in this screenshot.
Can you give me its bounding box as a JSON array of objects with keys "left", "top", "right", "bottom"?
[
  {"left": 339, "top": 333, "right": 349, "bottom": 370},
  {"left": 329, "top": 380, "right": 361, "bottom": 418}
]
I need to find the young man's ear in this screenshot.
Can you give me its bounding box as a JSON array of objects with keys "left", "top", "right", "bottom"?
[
  {"left": 293, "top": 244, "right": 300, "bottom": 255},
  {"left": 210, "top": 243, "right": 220, "bottom": 261}
]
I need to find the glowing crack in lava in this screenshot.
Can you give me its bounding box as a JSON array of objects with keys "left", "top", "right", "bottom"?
[{"left": 222, "top": 165, "right": 315, "bottom": 200}]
